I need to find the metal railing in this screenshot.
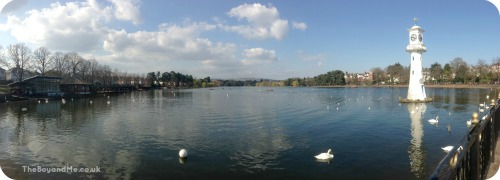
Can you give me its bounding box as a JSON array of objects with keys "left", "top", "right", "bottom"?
[{"left": 430, "top": 99, "right": 500, "bottom": 180}]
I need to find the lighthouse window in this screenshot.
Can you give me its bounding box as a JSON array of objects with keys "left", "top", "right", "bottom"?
[
  {"left": 412, "top": 57, "right": 414, "bottom": 61},
  {"left": 412, "top": 71, "right": 414, "bottom": 75}
]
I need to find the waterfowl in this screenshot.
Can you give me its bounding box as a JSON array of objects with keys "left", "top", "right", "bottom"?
[
  {"left": 428, "top": 116, "right": 439, "bottom": 124},
  {"left": 179, "top": 149, "right": 188, "bottom": 158},
  {"left": 315, "top": 149, "right": 334, "bottom": 160},
  {"left": 442, "top": 146, "right": 453, "bottom": 153}
]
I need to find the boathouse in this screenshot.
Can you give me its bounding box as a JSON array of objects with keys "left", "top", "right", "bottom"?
[
  {"left": 8, "top": 75, "right": 63, "bottom": 98},
  {"left": 61, "top": 77, "right": 94, "bottom": 97}
]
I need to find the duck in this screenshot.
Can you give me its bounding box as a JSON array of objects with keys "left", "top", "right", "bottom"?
[
  {"left": 428, "top": 116, "right": 439, "bottom": 124},
  {"left": 315, "top": 149, "right": 334, "bottom": 160},
  {"left": 442, "top": 146, "right": 453, "bottom": 153}
]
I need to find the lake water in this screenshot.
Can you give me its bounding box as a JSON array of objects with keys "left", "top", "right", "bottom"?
[{"left": 0, "top": 87, "right": 497, "bottom": 179}]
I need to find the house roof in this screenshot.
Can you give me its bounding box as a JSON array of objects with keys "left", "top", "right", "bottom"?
[
  {"left": 61, "top": 77, "right": 91, "bottom": 85},
  {"left": 8, "top": 75, "right": 63, "bottom": 86}
]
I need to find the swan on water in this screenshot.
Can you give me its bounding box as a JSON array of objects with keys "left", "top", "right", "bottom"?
[
  {"left": 315, "top": 149, "right": 334, "bottom": 160},
  {"left": 428, "top": 116, "right": 439, "bottom": 124},
  {"left": 21, "top": 108, "right": 27, "bottom": 111},
  {"left": 442, "top": 146, "right": 453, "bottom": 153},
  {"left": 466, "top": 119, "right": 472, "bottom": 126},
  {"left": 179, "top": 149, "right": 188, "bottom": 158},
  {"left": 107, "top": 101, "right": 110, "bottom": 104}
]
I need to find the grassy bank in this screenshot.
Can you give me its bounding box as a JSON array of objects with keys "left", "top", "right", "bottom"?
[{"left": 0, "top": 85, "right": 9, "bottom": 94}]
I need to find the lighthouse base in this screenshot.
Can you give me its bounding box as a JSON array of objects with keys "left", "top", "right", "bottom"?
[{"left": 399, "top": 98, "right": 433, "bottom": 103}]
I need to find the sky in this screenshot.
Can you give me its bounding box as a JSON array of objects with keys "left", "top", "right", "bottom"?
[{"left": 0, "top": 0, "right": 499, "bottom": 80}]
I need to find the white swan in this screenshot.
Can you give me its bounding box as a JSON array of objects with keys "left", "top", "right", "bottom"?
[
  {"left": 442, "top": 146, "right": 453, "bottom": 153},
  {"left": 315, "top": 149, "right": 334, "bottom": 160},
  {"left": 466, "top": 119, "right": 472, "bottom": 126},
  {"left": 21, "top": 108, "right": 27, "bottom": 111},
  {"left": 428, "top": 116, "right": 439, "bottom": 124},
  {"left": 179, "top": 149, "right": 188, "bottom": 158}
]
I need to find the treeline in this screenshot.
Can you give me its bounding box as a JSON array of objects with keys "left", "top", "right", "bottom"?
[
  {"left": 283, "top": 57, "right": 500, "bottom": 87},
  {"left": 284, "top": 70, "right": 346, "bottom": 86},
  {"left": 370, "top": 57, "right": 500, "bottom": 85},
  {"left": 0, "top": 43, "right": 195, "bottom": 88}
]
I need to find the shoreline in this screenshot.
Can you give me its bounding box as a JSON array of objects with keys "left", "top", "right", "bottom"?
[{"left": 317, "top": 84, "right": 500, "bottom": 89}]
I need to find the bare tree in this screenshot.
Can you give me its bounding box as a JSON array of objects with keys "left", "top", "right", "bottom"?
[
  {"left": 89, "top": 59, "right": 98, "bottom": 84},
  {"left": 79, "top": 59, "right": 91, "bottom": 81},
  {"left": 7, "top": 43, "right": 32, "bottom": 81},
  {"left": 51, "top": 52, "right": 67, "bottom": 77},
  {"left": 450, "top": 57, "right": 468, "bottom": 83},
  {"left": 64, "top": 52, "right": 82, "bottom": 77},
  {"left": 492, "top": 57, "right": 500, "bottom": 84},
  {"left": 33, "top": 47, "right": 52, "bottom": 76},
  {"left": 475, "top": 59, "right": 489, "bottom": 84}
]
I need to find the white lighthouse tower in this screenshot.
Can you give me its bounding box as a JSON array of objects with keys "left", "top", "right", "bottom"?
[{"left": 403, "top": 18, "right": 431, "bottom": 102}]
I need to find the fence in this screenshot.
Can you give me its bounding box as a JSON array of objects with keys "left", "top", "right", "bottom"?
[{"left": 430, "top": 99, "right": 500, "bottom": 179}]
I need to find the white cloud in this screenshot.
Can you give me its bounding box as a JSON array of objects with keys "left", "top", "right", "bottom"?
[
  {"left": 292, "top": 21, "right": 307, "bottom": 31},
  {"left": 0, "top": 0, "right": 112, "bottom": 52},
  {"left": 107, "top": 0, "right": 142, "bottom": 25},
  {"left": 225, "top": 3, "right": 289, "bottom": 40},
  {"left": 0, "top": 1, "right": 307, "bottom": 79},
  {"left": 241, "top": 48, "right": 277, "bottom": 65}
]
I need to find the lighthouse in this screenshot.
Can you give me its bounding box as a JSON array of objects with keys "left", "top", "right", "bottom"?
[{"left": 402, "top": 18, "right": 432, "bottom": 103}]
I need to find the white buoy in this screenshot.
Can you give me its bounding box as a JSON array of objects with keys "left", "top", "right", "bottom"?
[{"left": 179, "top": 149, "right": 188, "bottom": 158}]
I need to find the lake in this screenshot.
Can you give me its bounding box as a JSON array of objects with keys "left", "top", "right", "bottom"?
[{"left": 0, "top": 87, "right": 497, "bottom": 179}]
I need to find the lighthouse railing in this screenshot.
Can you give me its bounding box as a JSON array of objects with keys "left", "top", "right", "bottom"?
[{"left": 430, "top": 99, "right": 500, "bottom": 180}]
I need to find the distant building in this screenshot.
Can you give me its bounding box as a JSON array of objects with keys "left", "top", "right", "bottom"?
[
  {"left": 0, "top": 67, "right": 5, "bottom": 81},
  {"left": 61, "top": 77, "right": 93, "bottom": 97},
  {"left": 492, "top": 62, "right": 500, "bottom": 73},
  {"left": 6, "top": 67, "right": 34, "bottom": 82},
  {"left": 8, "top": 75, "right": 63, "bottom": 98}
]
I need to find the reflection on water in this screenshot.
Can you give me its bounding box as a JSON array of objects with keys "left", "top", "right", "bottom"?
[
  {"left": 407, "top": 103, "right": 426, "bottom": 179},
  {"left": 0, "top": 87, "right": 497, "bottom": 179}
]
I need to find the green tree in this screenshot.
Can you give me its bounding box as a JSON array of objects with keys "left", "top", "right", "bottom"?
[
  {"left": 429, "top": 62, "right": 443, "bottom": 83},
  {"left": 450, "top": 57, "right": 468, "bottom": 83},
  {"left": 443, "top": 63, "right": 452, "bottom": 82},
  {"left": 386, "top": 62, "right": 404, "bottom": 84}
]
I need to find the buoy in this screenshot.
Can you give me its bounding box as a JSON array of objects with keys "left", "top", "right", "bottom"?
[{"left": 179, "top": 149, "right": 188, "bottom": 158}]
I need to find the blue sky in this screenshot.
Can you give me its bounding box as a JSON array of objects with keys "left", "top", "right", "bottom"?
[{"left": 0, "top": 0, "right": 499, "bottom": 79}]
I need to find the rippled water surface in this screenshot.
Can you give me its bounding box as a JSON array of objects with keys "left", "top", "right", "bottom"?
[{"left": 0, "top": 87, "right": 497, "bottom": 179}]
